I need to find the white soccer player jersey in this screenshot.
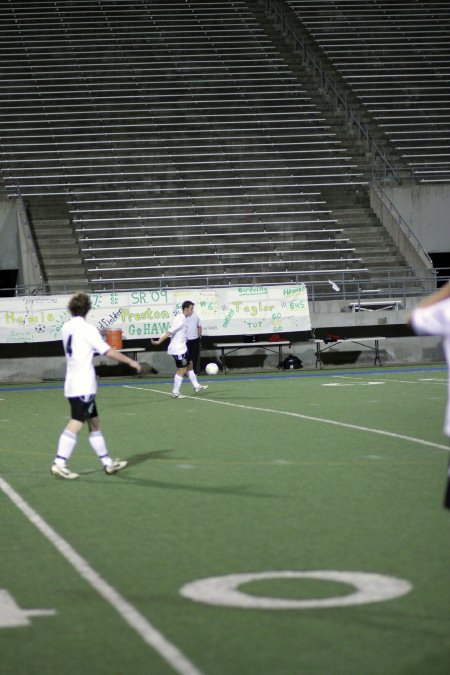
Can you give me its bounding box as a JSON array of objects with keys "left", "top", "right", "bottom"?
[
  {"left": 411, "top": 297, "right": 450, "bottom": 436},
  {"left": 62, "top": 316, "right": 110, "bottom": 398},
  {"left": 167, "top": 313, "right": 188, "bottom": 356},
  {"left": 186, "top": 312, "right": 201, "bottom": 340}
]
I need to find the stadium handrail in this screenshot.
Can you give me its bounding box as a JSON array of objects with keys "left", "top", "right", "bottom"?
[
  {"left": 369, "top": 185, "right": 434, "bottom": 275},
  {"left": 3, "top": 267, "right": 446, "bottom": 301}
]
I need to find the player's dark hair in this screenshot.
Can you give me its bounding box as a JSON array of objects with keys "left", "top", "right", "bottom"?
[
  {"left": 68, "top": 292, "right": 92, "bottom": 317},
  {"left": 182, "top": 300, "right": 194, "bottom": 311}
]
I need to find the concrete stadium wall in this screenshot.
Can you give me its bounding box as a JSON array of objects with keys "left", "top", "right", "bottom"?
[
  {"left": 0, "top": 335, "right": 444, "bottom": 384},
  {"left": 0, "top": 200, "right": 19, "bottom": 271},
  {"left": 383, "top": 183, "right": 450, "bottom": 253}
]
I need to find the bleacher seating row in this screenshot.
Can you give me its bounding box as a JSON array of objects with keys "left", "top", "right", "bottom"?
[
  {"left": 1, "top": 1, "right": 438, "bottom": 294},
  {"left": 286, "top": 0, "right": 450, "bottom": 183},
  {"left": 0, "top": 0, "right": 372, "bottom": 290}
]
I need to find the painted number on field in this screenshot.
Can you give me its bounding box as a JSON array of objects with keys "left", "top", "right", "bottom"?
[
  {"left": 180, "top": 570, "right": 412, "bottom": 609},
  {"left": 0, "top": 589, "right": 56, "bottom": 628}
]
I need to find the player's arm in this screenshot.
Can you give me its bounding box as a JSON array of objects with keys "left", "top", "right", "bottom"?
[
  {"left": 416, "top": 280, "right": 450, "bottom": 308},
  {"left": 89, "top": 326, "right": 142, "bottom": 372},
  {"left": 105, "top": 347, "right": 142, "bottom": 373},
  {"left": 408, "top": 281, "right": 450, "bottom": 325},
  {"left": 151, "top": 330, "right": 171, "bottom": 346}
]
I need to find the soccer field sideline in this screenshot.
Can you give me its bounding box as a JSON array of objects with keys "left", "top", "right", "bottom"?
[
  {"left": 0, "top": 363, "right": 448, "bottom": 393},
  {"left": 124, "top": 381, "right": 450, "bottom": 453}
]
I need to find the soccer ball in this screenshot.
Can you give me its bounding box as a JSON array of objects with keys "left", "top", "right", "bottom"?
[{"left": 205, "top": 362, "right": 219, "bottom": 375}]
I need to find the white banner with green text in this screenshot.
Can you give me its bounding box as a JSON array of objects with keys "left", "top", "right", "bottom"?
[{"left": 0, "top": 284, "right": 310, "bottom": 344}]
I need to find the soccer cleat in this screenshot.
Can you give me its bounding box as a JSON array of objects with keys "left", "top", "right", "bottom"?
[
  {"left": 194, "top": 385, "right": 208, "bottom": 393},
  {"left": 104, "top": 459, "right": 128, "bottom": 475},
  {"left": 51, "top": 463, "right": 79, "bottom": 480}
]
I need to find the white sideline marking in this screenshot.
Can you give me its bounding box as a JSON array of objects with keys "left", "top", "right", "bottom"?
[
  {"left": 0, "top": 476, "right": 203, "bottom": 675},
  {"left": 125, "top": 386, "right": 449, "bottom": 452},
  {"left": 332, "top": 376, "right": 446, "bottom": 386},
  {"left": 384, "top": 378, "right": 447, "bottom": 385},
  {"left": 322, "top": 382, "right": 384, "bottom": 387}
]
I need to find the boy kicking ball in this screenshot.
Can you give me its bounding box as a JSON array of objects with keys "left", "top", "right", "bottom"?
[{"left": 151, "top": 300, "right": 208, "bottom": 398}]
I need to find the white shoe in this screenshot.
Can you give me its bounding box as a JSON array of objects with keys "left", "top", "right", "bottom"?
[
  {"left": 51, "top": 463, "right": 79, "bottom": 480},
  {"left": 194, "top": 385, "right": 208, "bottom": 393},
  {"left": 104, "top": 459, "right": 128, "bottom": 475},
  {"left": 171, "top": 391, "right": 183, "bottom": 398}
]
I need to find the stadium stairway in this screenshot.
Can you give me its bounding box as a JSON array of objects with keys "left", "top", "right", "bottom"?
[{"left": 26, "top": 197, "right": 89, "bottom": 292}]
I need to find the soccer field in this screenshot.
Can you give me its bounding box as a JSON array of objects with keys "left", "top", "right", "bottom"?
[{"left": 1, "top": 367, "right": 450, "bottom": 675}]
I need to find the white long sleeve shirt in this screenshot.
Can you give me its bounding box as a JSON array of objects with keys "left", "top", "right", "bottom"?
[{"left": 411, "top": 297, "right": 450, "bottom": 436}]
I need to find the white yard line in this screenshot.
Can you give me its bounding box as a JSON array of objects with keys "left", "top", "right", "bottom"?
[
  {"left": 377, "top": 378, "right": 447, "bottom": 386},
  {"left": 334, "top": 375, "right": 447, "bottom": 386},
  {"left": 0, "top": 475, "right": 203, "bottom": 675},
  {"left": 125, "top": 386, "right": 449, "bottom": 453}
]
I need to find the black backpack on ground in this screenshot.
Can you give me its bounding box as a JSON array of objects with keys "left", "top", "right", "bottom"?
[{"left": 283, "top": 355, "right": 303, "bottom": 370}]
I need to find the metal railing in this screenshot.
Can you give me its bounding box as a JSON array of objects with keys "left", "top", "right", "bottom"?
[{"left": 2, "top": 267, "right": 445, "bottom": 306}]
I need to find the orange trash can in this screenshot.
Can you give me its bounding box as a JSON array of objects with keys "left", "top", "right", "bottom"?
[{"left": 105, "top": 329, "right": 123, "bottom": 349}]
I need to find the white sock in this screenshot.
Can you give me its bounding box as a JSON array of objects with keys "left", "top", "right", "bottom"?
[
  {"left": 89, "top": 431, "right": 112, "bottom": 467},
  {"left": 173, "top": 373, "right": 183, "bottom": 393},
  {"left": 55, "top": 430, "right": 77, "bottom": 466},
  {"left": 188, "top": 370, "right": 199, "bottom": 388}
]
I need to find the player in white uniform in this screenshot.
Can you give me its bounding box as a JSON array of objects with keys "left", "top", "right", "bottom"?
[
  {"left": 186, "top": 309, "right": 202, "bottom": 374},
  {"left": 51, "top": 292, "right": 141, "bottom": 480},
  {"left": 151, "top": 300, "right": 208, "bottom": 398},
  {"left": 410, "top": 280, "right": 450, "bottom": 508}
]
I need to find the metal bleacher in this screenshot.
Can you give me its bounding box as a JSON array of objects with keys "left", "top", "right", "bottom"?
[
  {"left": 0, "top": 0, "right": 372, "bottom": 291},
  {"left": 286, "top": 0, "right": 450, "bottom": 184}
]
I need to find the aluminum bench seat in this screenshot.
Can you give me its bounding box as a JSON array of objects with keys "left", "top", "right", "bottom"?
[
  {"left": 74, "top": 217, "right": 340, "bottom": 233},
  {"left": 77, "top": 225, "right": 342, "bottom": 242},
  {"left": 87, "top": 255, "right": 363, "bottom": 274},
  {"left": 87, "top": 268, "right": 369, "bottom": 292},
  {"left": 80, "top": 238, "right": 349, "bottom": 258},
  {"left": 86, "top": 244, "right": 355, "bottom": 262}
]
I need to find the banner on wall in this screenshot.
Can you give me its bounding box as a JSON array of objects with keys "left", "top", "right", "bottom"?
[{"left": 0, "top": 284, "right": 310, "bottom": 344}]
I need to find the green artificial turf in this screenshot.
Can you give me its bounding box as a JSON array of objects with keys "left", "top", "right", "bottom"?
[{"left": 1, "top": 368, "right": 449, "bottom": 674}]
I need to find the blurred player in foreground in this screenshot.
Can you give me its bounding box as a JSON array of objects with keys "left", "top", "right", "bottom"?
[
  {"left": 151, "top": 300, "right": 208, "bottom": 398},
  {"left": 409, "top": 280, "right": 450, "bottom": 508},
  {"left": 51, "top": 292, "right": 141, "bottom": 480}
]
